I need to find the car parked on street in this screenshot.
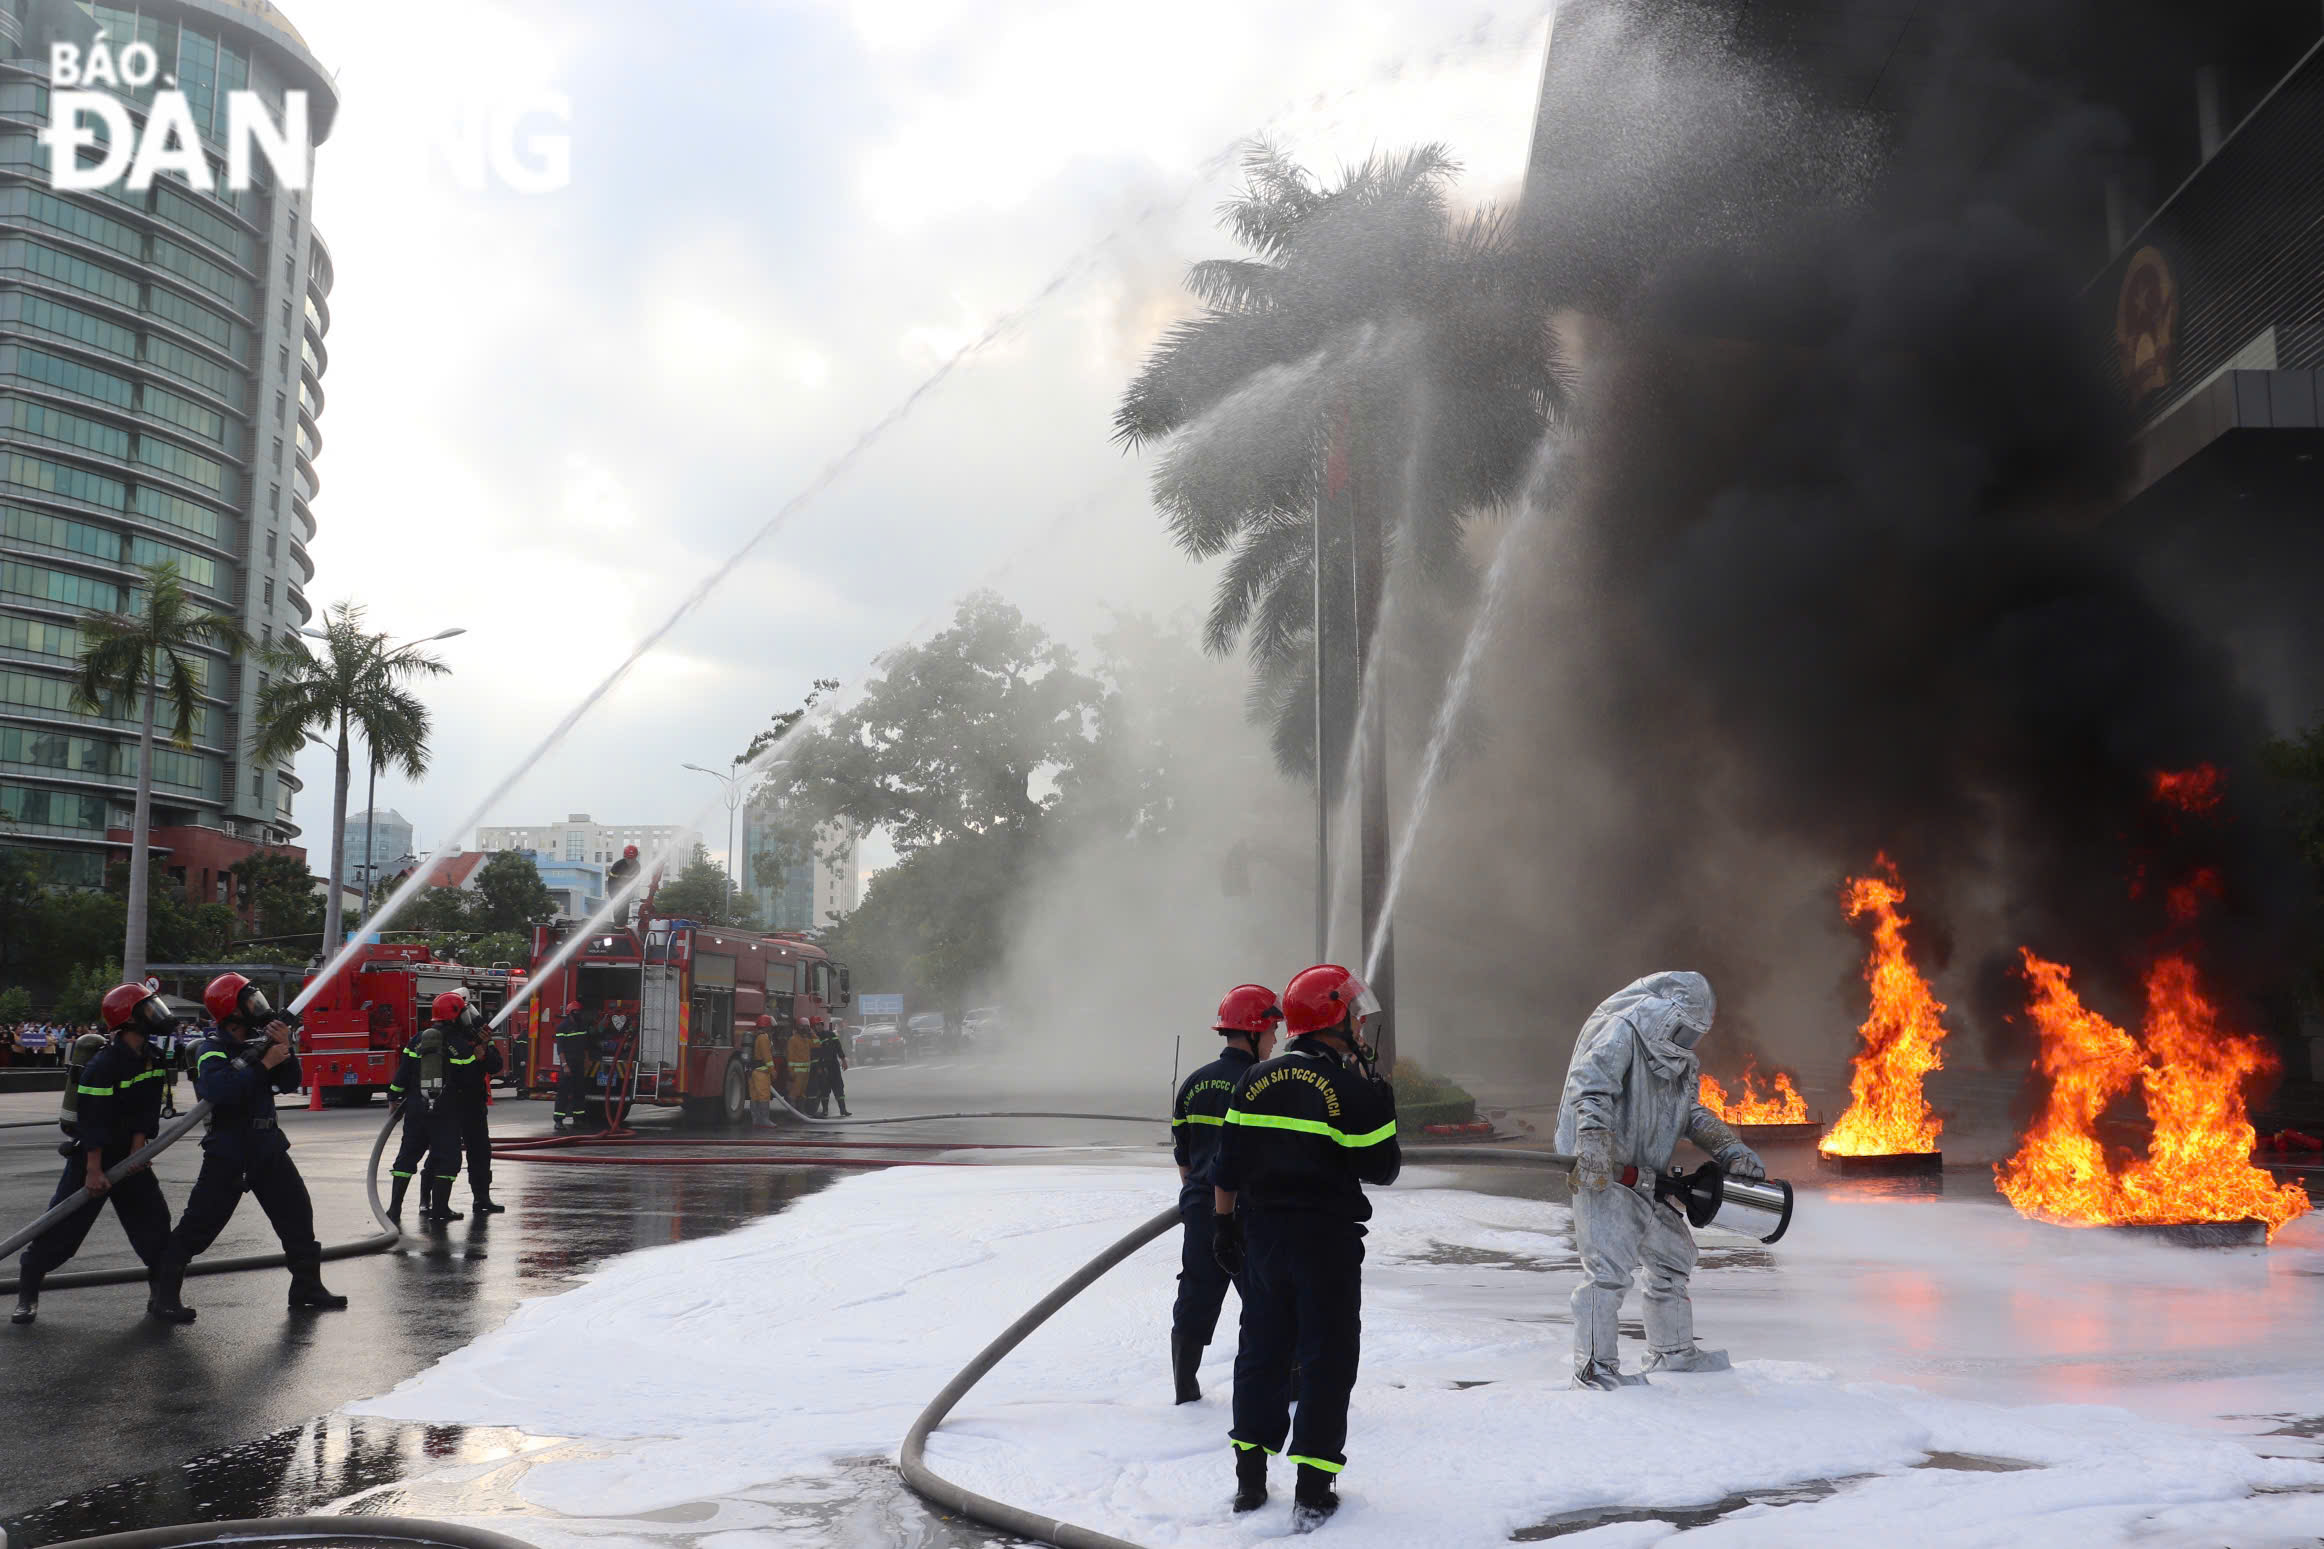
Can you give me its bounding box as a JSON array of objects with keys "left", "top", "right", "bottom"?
[{"left": 854, "top": 1023, "right": 908, "bottom": 1064}]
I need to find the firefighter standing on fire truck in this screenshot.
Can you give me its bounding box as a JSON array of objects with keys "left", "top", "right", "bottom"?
[
  {"left": 386, "top": 994, "right": 468, "bottom": 1225},
  {"left": 553, "top": 1001, "right": 593, "bottom": 1130},
  {"left": 1167, "top": 984, "right": 1282, "bottom": 1403},
  {"left": 12, "top": 984, "right": 195, "bottom": 1326},
  {"left": 1213, "top": 964, "right": 1399, "bottom": 1528},
  {"left": 445, "top": 995, "right": 505, "bottom": 1215},
  {"left": 165, "top": 973, "right": 348, "bottom": 1311}
]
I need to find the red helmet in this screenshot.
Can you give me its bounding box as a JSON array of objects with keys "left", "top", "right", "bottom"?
[
  {"left": 1281, "top": 965, "right": 1378, "bottom": 1037},
  {"left": 566, "top": 1001, "right": 583, "bottom": 1015},
  {"left": 102, "top": 983, "right": 175, "bottom": 1036},
  {"left": 432, "top": 991, "right": 468, "bottom": 1023},
  {"left": 624, "top": 844, "right": 639, "bottom": 858},
  {"left": 1214, "top": 984, "right": 1283, "bottom": 1036},
  {"left": 756, "top": 1013, "right": 776, "bottom": 1028},
  {"left": 203, "top": 971, "right": 272, "bottom": 1025}
]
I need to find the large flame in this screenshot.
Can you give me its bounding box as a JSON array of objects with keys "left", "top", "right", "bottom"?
[
  {"left": 1996, "top": 952, "right": 2310, "bottom": 1240},
  {"left": 1700, "top": 1064, "right": 1809, "bottom": 1124},
  {"left": 1820, "top": 860, "right": 1947, "bottom": 1157}
]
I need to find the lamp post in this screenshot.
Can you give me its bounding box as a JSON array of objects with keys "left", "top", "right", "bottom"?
[
  {"left": 306, "top": 624, "right": 466, "bottom": 922},
  {"left": 683, "top": 761, "right": 747, "bottom": 926}
]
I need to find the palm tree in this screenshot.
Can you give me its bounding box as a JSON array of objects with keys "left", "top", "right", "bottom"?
[
  {"left": 1115, "top": 139, "right": 1567, "bottom": 770},
  {"left": 74, "top": 560, "right": 251, "bottom": 982},
  {"left": 251, "top": 602, "right": 448, "bottom": 960}
]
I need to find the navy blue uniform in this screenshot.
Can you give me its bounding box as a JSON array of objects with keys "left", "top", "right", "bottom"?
[
  {"left": 446, "top": 1023, "right": 502, "bottom": 1201},
  {"left": 387, "top": 1025, "right": 463, "bottom": 1194},
  {"left": 553, "top": 1013, "right": 594, "bottom": 1125},
  {"left": 167, "top": 1025, "right": 320, "bottom": 1266},
  {"left": 16, "top": 1035, "right": 175, "bottom": 1282},
  {"left": 1216, "top": 1036, "right": 1399, "bottom": 1479},
  {"left": 1170, "top": 1045, "right": 1255, "bottom": 1346}
]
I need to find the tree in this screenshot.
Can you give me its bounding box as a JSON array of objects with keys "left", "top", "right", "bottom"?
[
  {"left": 0, "top": 986, "right": 29, "bottom": 1024},
  {"left": 815, "top": 831, "right": 1023, "bottom": 1016},
  {"left": 53, "top": 960, "right": 121, "bottom": 1024},
  {"left": 752, "top": 594, "right": 1101, "bottom": 854},
  {"left": 655, "top": 843, "right": 759, "bottom": 927},
  {"left": 1113, "top": 140, "right": 1566, "bottom": 771},
  {"left": 470, "top": 849, "right": 559, "bottom": 935},
  {"left": 229, "top": 849, "right": 322, "bottom": 941},
  {"left": 74, "top": 560, "right": 251, "bottom": 981},
  {"left": 251, "top": 602, "right": 448, "bottom": 962}
]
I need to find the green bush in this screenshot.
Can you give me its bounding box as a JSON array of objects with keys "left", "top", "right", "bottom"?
[
  {"left": 0, "top": 985, "right": 30, "bottom": 1023},
  {"left": 1391, "top": 1057, "right": 1478, "bottom": 1131}
]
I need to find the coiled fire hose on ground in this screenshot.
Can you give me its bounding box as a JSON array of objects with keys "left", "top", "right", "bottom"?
[
  {"left": 897, "top": 1146, "right": 1796, "bottom": 1549},
  {"left": 27, "top": 1514, "right": 538, "bottom": 1549},
  {"left": 0, "top": 1107, "right": 403, "bottom": 1296}
]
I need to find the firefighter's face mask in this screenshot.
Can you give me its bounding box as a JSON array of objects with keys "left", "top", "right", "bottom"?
[
  {"left": 237, "top": 985, "right": 276, "bottom": 1023},
  {"left": 131, "top": 994, "right": 176, "bottom": 1038}
]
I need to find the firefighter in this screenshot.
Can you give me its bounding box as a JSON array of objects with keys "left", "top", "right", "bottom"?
[
  {"left": 747, "top": 1014, "right": 778, "bottom": 1126},
  {"left": 1213, "top": 964, "right": 1399, "bottom": 1529},
  {"left": 553, "top": 1001, "right": 593, "bottom": 1130},
  {"left": 595, "top": 1007, "right": 633, "bottom": 1120},
  {"left": 1168, "top": 984, "right": 1282, "bottom": 1403},
  {"left": 813, "top": 1020, "right": 849, "bottom": 1118},
  {"left": 784, "top": 1017, "right": 817, "bottom": 1114},
  {"left": 386, "top": 995, "right": 466, "bottom": 1224},
  {"left": 445, "top": 995, "right": 506, "bottom": 1216},
  {"left": 13, "top": 984, "right": 194, "bottom": 1326},
  {"left": 166, "top": 973, "right": 348, "bottom": 1311}
]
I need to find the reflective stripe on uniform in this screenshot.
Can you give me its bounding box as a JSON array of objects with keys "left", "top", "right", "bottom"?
[
  {"left": 1223, "top": 1110, "right": 1396, "bottom": 1148},
  {"left": 1230, "top": 1440, "right": 1279, "bottom": 1455},
  {"left": 1286, "top": 1454, "right": 1343, "bottom": 1474},
  {"left": 199, "top": 1050, "right": 229, "bottom": 1065},
  {"left": 76, "top": 1084, "right": 113, "bottom": 1096},
  {"left": 1172, "top": 1113, "right": 1225, "bottom": 1127},
  {"left": 447, "top": 1053, "right": 476, "bottom": 1065}
]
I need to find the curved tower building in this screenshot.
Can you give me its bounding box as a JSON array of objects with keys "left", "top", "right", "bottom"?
[{"left": 0, "top": 0, "right": 334, "bottom": 909}]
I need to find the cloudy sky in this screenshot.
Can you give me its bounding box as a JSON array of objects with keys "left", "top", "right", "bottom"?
[{"left": 278, "top": 0, "right": 1550, "bottom": 875}]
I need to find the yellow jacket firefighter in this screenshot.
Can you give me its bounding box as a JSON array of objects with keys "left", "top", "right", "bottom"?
[
  {"left": 747, "top": 1028, "right": 775, "bottom": 1104},
  {"left": 785, "top": 1025, "right": 816, "bottom": 1098}
]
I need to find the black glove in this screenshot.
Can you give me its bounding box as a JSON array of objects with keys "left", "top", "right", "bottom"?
[{"left": 1212, "top": 1211, "right": 1245, "bottom": 1279}]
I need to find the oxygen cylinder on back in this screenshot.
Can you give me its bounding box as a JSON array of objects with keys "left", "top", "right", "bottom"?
[{"left": 57, "top": 1028, "right": 109, "bottom": 1147}]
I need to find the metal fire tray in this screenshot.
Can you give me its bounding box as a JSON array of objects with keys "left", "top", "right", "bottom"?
[
  {"left": 1817, "top": 1149, "right": 1943, "bottom": 1177},
  {"left": 1735, "top": 1121, "right": 1824, "bottom": 1143}
]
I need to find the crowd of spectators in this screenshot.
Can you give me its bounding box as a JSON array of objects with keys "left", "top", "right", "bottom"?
[{"left": 0, "top": 1020, "right": 99, "bottom": 1066}]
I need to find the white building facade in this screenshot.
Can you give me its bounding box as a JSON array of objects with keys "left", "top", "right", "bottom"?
[{"left": 475, "top": 814, "right": 697, "bottom": 868}]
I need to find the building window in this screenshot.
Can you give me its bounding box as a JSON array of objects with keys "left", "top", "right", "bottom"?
[
  {"left": 277, "top": 344, "right": 289, "bottom": 377},
  {"left": 269, "top": 482, "right": 280, "bottom": 513},
  {"left": 264, "top": 530, "right": 276, "bottom": 559},
  {"left": 275, "top": 390, "right": 286, "bottom": 424},
  {"left": 262, "top": 579, "right": 273, "bottom": 609},
  {"left": 284, "top": 255, "right": 294, "bottom": 285},
  {"left": 281, "top": 300, "right": 291, "bottom": 331},
  {"left": 272, "top": 436, "right": 283, "bottom": 467}
]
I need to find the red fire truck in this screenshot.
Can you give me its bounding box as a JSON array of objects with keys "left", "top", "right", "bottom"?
[
  {"left": 298, "top": 941, "right": 525, "bottom": 1104},
  {"left": 520, "top": 911, "right": 851, "bottom": 1123}
]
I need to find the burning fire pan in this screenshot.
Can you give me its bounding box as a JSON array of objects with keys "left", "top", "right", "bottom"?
[
  {"left": 1818, "top": 1150, "right": 1943, "bottom": 1177},
  {"left": 2103, "top": 1219, "right": 2267, "bottom": 1248},
  {"left": 1734, "top": 1121, "right": 1824, "bottom": 1143}
]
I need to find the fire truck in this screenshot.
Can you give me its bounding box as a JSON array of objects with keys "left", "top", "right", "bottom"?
[
  {"left": 520, "top": 911, "right": 851, "bottom": 1123},
  {"left": 298, "top": 941, "right": 526, "bottom": 1104}
]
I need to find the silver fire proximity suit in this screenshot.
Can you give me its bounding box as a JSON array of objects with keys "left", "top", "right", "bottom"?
[{"left": 1554, "top": 971, "right": 1765, "bottom": 1388}]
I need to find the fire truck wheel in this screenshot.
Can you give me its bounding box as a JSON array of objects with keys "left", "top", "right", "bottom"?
[{"left": 720, "top": 1061, "right": 747, "bottom": 1127}]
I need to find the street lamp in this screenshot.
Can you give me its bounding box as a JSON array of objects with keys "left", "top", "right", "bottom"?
[
  {"left": 683, "top": 761, "right": 747, "bottom": 926},
  {"left": 305, "top": 625, "right": 467, "bottom": 918}
]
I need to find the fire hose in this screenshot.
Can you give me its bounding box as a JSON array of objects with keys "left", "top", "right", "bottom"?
[
  {"left": 26, "top": 1514, "right": 537, "bottom": 1549},
  {"left": 897, "top": 1147, "right": 1795, "bottom": 1549},
  {"left": 0, "top": 1107, "right": 404, "bottom": 1297}
]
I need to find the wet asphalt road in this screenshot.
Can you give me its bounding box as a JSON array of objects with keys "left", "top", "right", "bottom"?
[{"left": 0, "top": 1057, "right": 1169, "bottom": 1543}]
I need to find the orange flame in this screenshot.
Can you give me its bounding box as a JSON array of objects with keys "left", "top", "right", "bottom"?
[
  {"left": 1995, "top": 953, "right": 2309, "bottom": 1240},
  {"left": 2151, "top": 765, "right": 2222, "bottom": 813},
  {"left": 1820, "top": 859, "right": 1947, "bottom": 1157},
  {"left": 1700, "top": 1065, "right": 1809, "bottom": 1124}
]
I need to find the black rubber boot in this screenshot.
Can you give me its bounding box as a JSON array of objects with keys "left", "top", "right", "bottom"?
[
  {"left": 146, "top": 1254, "right": 196, "bottom": 1325},
  {"left": 472, "top": 1193, "right": 507, "bottom": 1215},
  {"left": 433, "top": 1180, "right": 464, "bottom": 1222},
  {"left": 286, "top": 1255, "right": 348, "bottom": 1310},
  {"left": 11, "top": 1266, "right": 39, "bottom": 1326},
  {"left": 1172, "top": 1332, "right": 1203, "bottom": 1404},
  {"left": 1232, "top": 1446, "right": 1268, "bottom": 1513},
  {"left": 1291, "top": 1464, "right": 1340, "bottom": 1533},
  {"left": 388, "top": 1176, "right": 411, "bottom": 1225}
]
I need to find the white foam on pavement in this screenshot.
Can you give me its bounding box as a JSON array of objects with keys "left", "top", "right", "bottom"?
[{"left": 349, "top": 1163, "right": 2324, "bottom": 1546}]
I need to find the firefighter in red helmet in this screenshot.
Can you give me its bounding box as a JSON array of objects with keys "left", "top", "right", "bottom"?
[
  {"left": 1214, "top": 964, "right": 1399, "bottom": 1527},
  {"left": 444, "top": 993, "right": 506, "bottom": 1216},
  {"left": 553, "top": 999, "right": 593, "bottom": 1130},
  {"left": 165, "top": 973, "right": 347, "bottom": 1311},
  {"left": 1168, "top": 984, "right": 1283, "bottom": 1405},
  {"left": 386, "top": 991, "right": 469, "bottom": 1224},
  {"left": 12, "top": 983, "right": 192, "bottom": 1326}
]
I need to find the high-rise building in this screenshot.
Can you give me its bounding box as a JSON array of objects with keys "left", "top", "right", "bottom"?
[
  {"left": 0, "top": 0, "right": 336, "bottom": 908},
  {"left": 475, "top": 814, "right": 700, "bottom": 869},
  {"left": 341, "top": 806, "right": 412, "bottom": 889},
  {"left": 742, "top": 808, "right": 858, "bottom": 932}
]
